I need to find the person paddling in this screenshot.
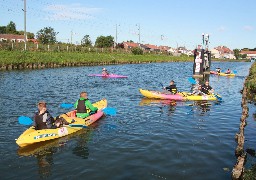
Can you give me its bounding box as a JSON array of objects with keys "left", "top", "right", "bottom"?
[
  {"left": 102, "top": 68, "right": 109, "bottom": 76},
  {"left": 201, "top": 81, "right": 214, "bottom": 95},
  {"left": 225, "top": 69, "right": 231, "bottom": 74},
  {"left": 74, "top": 92, "right": 98, "bottom": 119},
  {"left": 216, "top": 68, "right": 221, "bottom": 73},
  {"left": 164, "top": 80, "right": 178, "bottom": 94}
]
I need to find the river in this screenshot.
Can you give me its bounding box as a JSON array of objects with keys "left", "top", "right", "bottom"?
[{"left": 0, "top": 61, "right": 253, "bottom": 179}]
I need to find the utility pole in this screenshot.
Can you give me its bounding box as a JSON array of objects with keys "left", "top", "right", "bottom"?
[
  {"left": 136, "top": 24, "right": 140, "bottom": 44},
  {"left": 24, "top": 0, "right": 27, "bottom": 50},
  {"left": 71, "top": 30, "right": 73, "bottom": 45},
  {"left": 115, "top": 24, "right": 118, "bottom": 48}
]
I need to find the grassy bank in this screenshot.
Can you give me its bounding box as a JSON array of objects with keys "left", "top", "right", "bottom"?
[
  {"left": 0, "top": 50, "right": 193, "bottom": 69},
  {"left": 245, "top": 62, "right": 256, "bottom": 101}
]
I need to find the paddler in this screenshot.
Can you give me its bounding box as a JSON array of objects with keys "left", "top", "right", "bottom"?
[
  {"left": 164, "top": 80, "right": 178, "bottom": 94},
  {"left": 201, "top": 81, "right": 214, "bottom": 95},
  {"left": 74, "top": 91, "right": 98, "bottom": 118}
]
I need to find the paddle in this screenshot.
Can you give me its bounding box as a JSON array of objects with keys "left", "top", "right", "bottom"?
[
  {"left": 18, "top": 116, "right": 33, "bottom": 125},
  {"left": 188, "top": 77, "right": 196, "bottom": 85},
  {"left": 18, "top": 116, "right": 87, "bottom": 128},
  {"left": 60, "top": 103, "right": 117, "bottom": 116}
]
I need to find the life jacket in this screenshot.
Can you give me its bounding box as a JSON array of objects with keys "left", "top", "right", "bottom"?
[
  {"left": 169, "top": 85, "right": 177, "bottom": 94},
  {"left": 34, "top": 111, "right": 54, "bottom": 130},
  {"left": 77, "top": 99, "right": 89, "bottom": 113},
  {"left": 201, "top": 85, "right": 211, "bottom": 94}
]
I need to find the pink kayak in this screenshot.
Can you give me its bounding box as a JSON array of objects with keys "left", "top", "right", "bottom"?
[
  {"left": 88, "top": 74, "right": 128, "bottom": 78},
  {"left": 139, "top": 89, "right": 184, "bottom": 101},
  {"left": 210, "top": 71, "right": 218, "bottom": 75}
]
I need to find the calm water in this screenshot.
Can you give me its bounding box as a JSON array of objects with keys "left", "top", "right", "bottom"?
[{"left": 0, "top": 61, "right": 253, "bottom": 180}]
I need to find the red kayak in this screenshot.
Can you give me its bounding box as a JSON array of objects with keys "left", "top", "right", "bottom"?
[{"left": 88, "top": 74, "right": 128, "bottom": 78}]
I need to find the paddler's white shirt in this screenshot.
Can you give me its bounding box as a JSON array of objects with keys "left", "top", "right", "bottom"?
[{"left": 42, "top": 113, "right": 47, "bottom": 122}]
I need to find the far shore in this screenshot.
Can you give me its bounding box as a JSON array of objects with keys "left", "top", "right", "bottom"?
[{"left": 0, "top": 50, "right": 249, "bottom": 71}]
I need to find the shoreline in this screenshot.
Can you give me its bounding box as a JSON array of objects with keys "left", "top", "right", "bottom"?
[{"left": 0, "top": 50, "right": 249, "bottom": 71}]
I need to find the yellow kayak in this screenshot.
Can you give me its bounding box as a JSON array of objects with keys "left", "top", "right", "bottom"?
[
  {"left": 139, "top": 89, "right": 221, "bottom": 101},
  {"left": 218, "top": 72, "right": 236, "bottom": 77},
  {"left": 179, "top": 92, "right": 221, "bottom": 101},
  {"left": 16, "top": 99, "right": 107, "bottom": 148}
]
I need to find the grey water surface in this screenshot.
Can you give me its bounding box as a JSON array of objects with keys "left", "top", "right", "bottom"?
[{"left": 0, "top": 61, "right": 253, "bottom": 180}]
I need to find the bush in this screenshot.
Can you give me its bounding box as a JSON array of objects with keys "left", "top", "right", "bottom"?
[{"left": 131, "top": 47, "right": 143, "bottom": 55}]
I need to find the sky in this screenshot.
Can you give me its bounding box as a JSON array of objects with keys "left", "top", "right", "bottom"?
[{"left": 0, "top": 0, "right": 255, "bottom": 50}]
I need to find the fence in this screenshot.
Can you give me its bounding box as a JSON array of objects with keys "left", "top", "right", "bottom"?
[{"left": 0, "top": 42, "right": 171, "bottom": 55}]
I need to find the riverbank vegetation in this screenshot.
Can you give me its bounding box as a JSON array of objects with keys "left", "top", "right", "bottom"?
[{"left": 0, "top": 50, "right": 194, "bottom": 70}]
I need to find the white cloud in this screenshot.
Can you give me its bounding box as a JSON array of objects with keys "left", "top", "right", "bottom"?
[
  {"left": 44, "top": 4, "right": 102, "bottom": 21},
  {"left": 217, "top": 26, "right": 226, "bottom": 32},
  {"left": 243, "top": 25, "right": 253, "bottom": 31}
]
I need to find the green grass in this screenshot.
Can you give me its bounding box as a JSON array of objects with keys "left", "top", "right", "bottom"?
[{"left": 0, "top": 50, "right": 193, "bottom": 65}]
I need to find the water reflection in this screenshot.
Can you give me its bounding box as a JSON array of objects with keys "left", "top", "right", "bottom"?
[
  {"left": 17, "top": 128, "right": 94, "bottom": 178},
  {"left": 139, "top": 97, "right": 220, "bottom": 116}
]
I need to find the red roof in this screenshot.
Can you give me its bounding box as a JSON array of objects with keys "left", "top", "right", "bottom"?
[
  {"left": 215, "top": 46, "right": 232, "bottom": 53},
  {"left": 123, "top": 42, "right": 139, "bottom": 48},
  {"left": 0, "top": 34, "right": 25, "bottom": 40},
  {"left": 145, "top": 44, "right": 159, "bottom": 50},
  {"left": 240, "top": 51, "right": 256, "bottom": 54}
]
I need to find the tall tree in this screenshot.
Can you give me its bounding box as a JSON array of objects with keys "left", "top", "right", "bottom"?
[
  {"left": 36, "top": 27, "right": 58, "bottom": 44},
  {"left": 81, "top": 35, "right": 92, "bottom": 47},
  {"left": 95, "top": 35, "right": 114, "bottom": 48},
  {"left": 6, "top": 21, "right": 17, "bottom": 34},
  {"left": 0, "top": 26, "right": 6, "bottom": 34},
  {"left": 233, "top": 49, "right": 240, "bottom": 60}
]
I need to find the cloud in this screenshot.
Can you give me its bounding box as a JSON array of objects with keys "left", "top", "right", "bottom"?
[
  {"left": 217, "top": 26, "right": 226, "bottom": 32},
  {"left": 243, "top": 25, "right": 253, "bottom": 31},
  {"left": 44, "top": 4, "right": 103, "bottom": 21}
]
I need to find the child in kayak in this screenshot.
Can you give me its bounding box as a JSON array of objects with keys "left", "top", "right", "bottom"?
[
  {"left": 33, "top": 101, "right": 70, "bottom": 130},
  {"left": 225, "top": 69, "right": 231, "bottom": 74},
  {"left": 192, "top": 84, "right": 203, "bottom": 95},
  {"left": 164, "top": 80, "right": 178, "bottom": 94},
  {"left": 74, "top": 91, "right": 98, "bottom": 119},
  {"left": 216, "top": 68, "right": 221, "bottom": 73},
  {"left": 102, "top": 68, "right": 109, "bottom": 76},
  {"left": 201, "top": 81, "right": 214, "bottom": 95}
]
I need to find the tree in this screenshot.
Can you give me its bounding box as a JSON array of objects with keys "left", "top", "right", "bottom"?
[
  {"left": 81, "top": 35, "right": 92, "bottom": 47},
  {"left": 6, "top": 21, "right": 17, "bottom": 34},
  {"left": 0, "top": 26, "right": 6, "bottom": 34},
  {"left": 95, "top": 35, "right": 114, "bottom": 48},
  {"left": 241, "top": 54, "right": 247, "bottom": 59},
  {"left": 233, "top": 49, "right": 240, "bottom": 60},
  {"left": 131, "top": 47, "right": 143, "bottom": 55},
  {"left": 17, "top": 31, "right": 35, "bottom": 39},
  {"left": 36, "top": 27, "right": 58, "bottom": 44}
]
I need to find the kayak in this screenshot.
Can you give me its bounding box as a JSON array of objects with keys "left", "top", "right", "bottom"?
[
  {"left": 139, "top": 89, "right": 221, "bottom": 101},
  {"left": 139, "top": 89, "right": 184, "bottom": 100},
  {"left": 88, "top": 74, "right": 128, "bottom": 78},
  {"left": 179, "top": 92, "right": 221, "bottom": 101},
  {"left": 218, "top": 72, "right": 236, "bottom": 77},
  {"left": 210, "top": 71, "right": 219, "bottom": 75},
  {"left": 16, "top": 99, "right": 107, "bottom": 148},
  {"left": 210, "top": 71, "right": 235, "bottom": 76}
]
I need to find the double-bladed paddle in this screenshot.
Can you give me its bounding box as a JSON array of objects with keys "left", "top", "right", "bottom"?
[{"left": 18, "top": 116, "right": 87, "bottom": 128}]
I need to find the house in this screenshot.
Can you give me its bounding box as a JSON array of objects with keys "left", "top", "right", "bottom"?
[
  {"left": 211, "top": 46, "right": 236, "bottom": 59},
  {"left": 240, "top": 51, "right": 256, "bottom": 59},
  {"left": 123, "top": 42, "right": 139, "bottom": 50},
  {"left": 0, "top": 34, "right": 25, "bottom": 42},
  {"left": 210, "top": 48, "right": 221, "bottom": 58},
  {"left": 144, "top": 44, "right": 160, "bottom": 52},
  {"left": 139, "top": 44, "right": 150, "bottom": 51},
  {"left": 159, "top": 46, "right": 169, "bottom": 52}
]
